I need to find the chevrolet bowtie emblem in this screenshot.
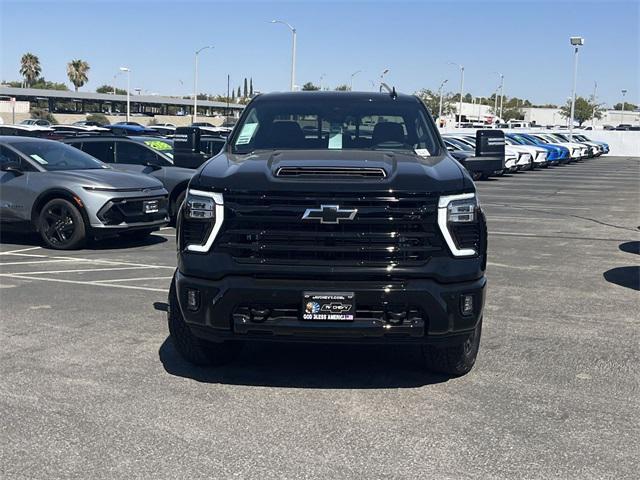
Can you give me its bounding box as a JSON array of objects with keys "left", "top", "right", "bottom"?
[{"left": 302, "top": 205, "right": 358, "bottom": 224}]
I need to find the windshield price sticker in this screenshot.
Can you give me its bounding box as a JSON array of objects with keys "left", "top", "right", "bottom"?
[
  {"left": 29, "top": 154, "right": 48, "bottom": 164},
  {"left": 303, "top": 292, "right": 355, "bottom": 321}
]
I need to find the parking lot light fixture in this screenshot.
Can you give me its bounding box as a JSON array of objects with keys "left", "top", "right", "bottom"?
[
  {"left": 621, "top": 89, "right": 628, "bottom": 120},
  {"left": 568, "top": 36, "right": 584, "bottom": 141},
  {"left": 379, "top": 69, "right": 390, "bottom": 92},
  {"left": 349, "top": 70, "right": 362, "bottom": 91},
  {"left": 448, "top": 62, "right": 464, "bottom": 128},
  {"left": 271, "top": 20, "right": 297, "bottom": 91},
  {"left": 438, "top": 79, "right": 448, "bottom": 120},
  {"left": 193, "top": 45, "right": 214, "bottom": 124},
  {"left": 492, "top": 72, "right": 504, "bottom": 119},
  {"left": 119, "top": 67, "right": 130, "bottom": 122}
]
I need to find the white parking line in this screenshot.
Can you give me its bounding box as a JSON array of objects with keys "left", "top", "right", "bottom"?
[
  {"left": 0, "top": 266, "right": 164, "bottom": 276},
  {"left": 0, "top": 259, "right": 79, "bottom": 267},
  {"left": 0, "top": 246, "right": 42, "bottom": 255},
  {"left": 96, "top": 276, "right": 174, "bottom": 283},
  {"left": 7, "top": 274, "right": 169, "bottom": 293},
  {"left": 0, "top": 252, "right": 175, "bottom": 270}
]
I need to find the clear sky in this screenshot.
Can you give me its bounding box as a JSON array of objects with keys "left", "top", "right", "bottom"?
[{"left": 1, "top": 0, "right": 638, "bottom": 107}]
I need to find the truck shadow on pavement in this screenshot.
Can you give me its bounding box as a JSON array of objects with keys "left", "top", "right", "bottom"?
[
  {"left": 602, "top": 241, "right": 640, "bottom": 291},
  {"left": 158, "top": 338, "right": 450, "bottom": 389}
]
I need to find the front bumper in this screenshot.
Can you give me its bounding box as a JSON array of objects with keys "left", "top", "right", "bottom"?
[
  {"left": 174, "top": 270, "right": 486, "bottom": 345},
  {"left": 91, "top": 194, "right": 169, "bottom": 232}
]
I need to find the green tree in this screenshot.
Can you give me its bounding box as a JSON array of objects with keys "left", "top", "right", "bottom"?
[
  {"left": 613, "top": 102, "right": 637, "bottom": 110},
  {"left": 86, "top": 113, "right": 109, "bottom": 125},
  {"left": 96, "top": 84, "right": 127, "bottom": 95},
  {"left": 560, "top": 96, "right": 603, "bottom": 126},
  {"left": 20, "top": 52, "right": 42, "bottom": 87},
  {"left": 415, "top": 88, "right": 455, "bottom": 117},
  {"left": 243, "top": 77, "right": 248, "bottom": 97},
  {"left": 302, "top": 82, "right": 320, "bottom": 91},
  {"left": 249, "top": 78, "right": 254, "bottom": 96},
  {"left": 334, "top": 84, "right": 349, "bottom": 91},
  {"left": 66, "top": 59, "right": 90, "bottom": 91},
  {"left": 236, "top": 86, "right": 241, "bottom": 98},
  {"left": 30, "top": 107, "right": 57, "bottom": 124}
]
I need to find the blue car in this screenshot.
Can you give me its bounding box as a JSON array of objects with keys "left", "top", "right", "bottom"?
[
  {"left": 511, "top": 133, "right": 571, "bottom": 164},
  {"left": 108, "top": 122, "right": 158, "bottom": 136}
]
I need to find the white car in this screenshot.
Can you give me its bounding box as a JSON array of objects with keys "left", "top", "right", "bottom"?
[
  {"left": 445, "top": 134, "right": 524, "bottom": 174},
  {"left": 505, "top": 137, "right": 548, "bottom": 168},
  {"left": 548, "top": 132, "right": 602, "bottom": 157},
  {"left": 528, "top": 133, "right": 587, "bottom": 161}
]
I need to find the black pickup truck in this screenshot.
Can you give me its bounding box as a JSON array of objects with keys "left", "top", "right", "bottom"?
[{"left": 169, "top": 91, "right": 488, "bottom": 376}]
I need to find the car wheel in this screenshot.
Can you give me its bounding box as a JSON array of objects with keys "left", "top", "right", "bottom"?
[
  {"left": 420, "top": 317, "right": 482, "bottom": 376},
  {"left": 38, "top": 198, "right": 86, "bottom": 250},
  {"left": 170, "top": 190, "right": 186, "bottom": 226},
  {"left": 168, "top": 276, "right": 242, "bottom": 366}
]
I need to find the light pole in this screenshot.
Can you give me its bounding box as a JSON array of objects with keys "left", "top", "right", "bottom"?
[
  {"left": 568, "top": 36, "right": 584, "bottom": 141},
  {"left": 592, "top": 81, "right": 598, "bottom": 128},
  {"left": 271, "top": 20, "right": 297, "bottom": 91},
  {"left": 449, "top": 62, "right": 464, "bottom": 128},
  {"left": 621, "top": 89, "right": 628, "bottom": 123},
  {"left": 492, "top": 72, "right": 504, "bottom": 119},
  {"left": 119, "top": 67, "right": 130, "bottom": 122},
  {"left": 193, "top": 45, "right": 213, "bottom": 124},
  {"left": 349, "top": 70, "right": 362, "bottom": 91},
  {"left": 438, "top": 78, "right": 448, "bottom": 120},
  {"left": 379, "top": 68, "right": 390, "bottom": 92},
  {"left": 319, "top": 73, "right": 326, "bottom": 90}
]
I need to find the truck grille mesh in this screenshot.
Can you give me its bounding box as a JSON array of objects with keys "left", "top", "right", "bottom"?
[{"left": 216, "top": 192, "right": 445, "bottom": 266}]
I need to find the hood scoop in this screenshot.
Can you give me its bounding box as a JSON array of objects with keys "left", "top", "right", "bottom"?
[{"left": 275, "top": 166, "right": 387, "bottom": 179}]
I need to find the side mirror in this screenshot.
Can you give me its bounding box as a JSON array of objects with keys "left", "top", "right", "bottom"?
[{"left": 0, "top": 162, "right": 23, "bottom": 175}]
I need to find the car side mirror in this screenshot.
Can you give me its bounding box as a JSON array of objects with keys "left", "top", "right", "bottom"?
[{"left": 0, "top": 162, "right": 24, "bottom": 175}]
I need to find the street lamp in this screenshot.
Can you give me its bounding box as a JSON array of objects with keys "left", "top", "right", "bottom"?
[
  {"left": 621, "top": 89, "right": 628, "bottom": 122},
  {"left": 194, "top": 45, "right": 214, "bottom": 124},
  {"left": 568, "top": 36, "right": 585, "bottom": 141},
  {"left": 379, "top": 68, "right": 390, "bottom": 92},
  {"left": 349, "top": 70, "right": 362, "bottom": 91},
  {"left": 438, "top": 78, "right": 448, "bottom": 120},
  {"left": 448, "top": 62, "right": 464, "bottom": 128},
  {"left": 119, "top": 67, "right": 130, "bottom": 122},
  {"left": 493, "top": 72, "right": 504, "bottom": 119},
  {"left": 271, "top": 20, "right": 297, "bottom": 91},
  {"left": 319, "top": 73, "right": 326, "bottom": 90}
]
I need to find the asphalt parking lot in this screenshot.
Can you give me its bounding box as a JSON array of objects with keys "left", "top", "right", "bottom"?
[{"left": 1, "top": 155, "right": 638, "bottom": 479}]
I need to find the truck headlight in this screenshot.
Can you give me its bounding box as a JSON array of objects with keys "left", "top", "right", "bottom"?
[
  {"left": 185, "top": 192, "right": 216, "bottom": 219},
  {"left": 438, "top": 193, "right": 479, "bottom": 257},
  {"left": 182, "top": 189, "right": 224, "bottom": 253}
]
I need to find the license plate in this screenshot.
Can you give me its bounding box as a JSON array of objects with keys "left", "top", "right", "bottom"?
[
  {"left": 143, "top": 200, "right": 159, "bottom": 214},
  {"left": 302, "top": 292, "right": 355, "bottom": 321}
]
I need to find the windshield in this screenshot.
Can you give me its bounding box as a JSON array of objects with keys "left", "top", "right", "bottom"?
[
  {"left": 552, "top": 133, "right": 570, "bottom": 142},
  {"left": 530, "top": 135, "right": 548, "bottom": 144},
  {"left": 12, "top": 140, "right": 107, "bottom": 171},
  {"left": 141, "top": 139, "right": 174, "bottom": 160},
  {"left": 231, "top": 95, "right": 439, "bottom": 155},
  {"left": 511, "top": 134, "right": 534, "bottom": 146}
]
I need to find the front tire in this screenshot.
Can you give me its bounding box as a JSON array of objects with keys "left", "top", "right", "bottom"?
[
  {"left": 38, "top": 198, "right": 86, "bottom": 250},
  {"left": 421, "top": 317, "right": 482, "bottom": 376},
  {"left": 168, "top": 277, "right": 242, "bottom": 366}
]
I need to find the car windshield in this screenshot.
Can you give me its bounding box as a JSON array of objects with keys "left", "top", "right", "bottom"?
[
  {"left": 231, "top": 95, "right": 439, "bottom": 155},
  {"left": 511, "top": 135, "right": 534, "bottom": 146},
  {"left": 552, "top": 133, "right": 570, "bottom": 142},
  {"left": 445, "top": 137, "right": 473, "bottom": 151},
  {"left": 11, "top": 140, "right": 107, "bottom": 171},
  {"left": 530, "top": 135, "right": 548, "bottom": 144},
  {"left": 139, "top": 139, "right": 174, "bottom": 160}
]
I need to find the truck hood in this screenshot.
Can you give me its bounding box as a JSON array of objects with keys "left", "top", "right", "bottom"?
[
  {"left": 45, "top": 169, "right": 165, "bottom": 190},
  {"left": 195, "top": 149, "right": 467, "bottom": 193}
]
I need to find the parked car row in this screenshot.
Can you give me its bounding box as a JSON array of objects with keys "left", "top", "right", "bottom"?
[
  {"left": 0, "top": 112, "right": 609, "bottom": 251},
  {"left": 443, "top": 131, "right": 608, "bottom": 179}
]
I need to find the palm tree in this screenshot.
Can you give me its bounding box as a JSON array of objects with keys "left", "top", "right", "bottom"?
[
  {"left": 66, "top": 59, "right": 90, "bottom": 91},
  {"left": 20, "top": 53, "right": 42, "bottom": 87}
]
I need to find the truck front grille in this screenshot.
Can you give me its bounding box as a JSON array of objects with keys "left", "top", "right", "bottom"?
[{"left": 216, "top": 192, "right": 445, "bottom": 266}]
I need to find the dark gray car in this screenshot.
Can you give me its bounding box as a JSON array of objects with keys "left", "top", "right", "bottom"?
[
  {"left": 0, "top": 136, "right": 169, "bottom": 249},
  {"left": 64, "top": 136, "right": 195, "bottom": 222}
]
